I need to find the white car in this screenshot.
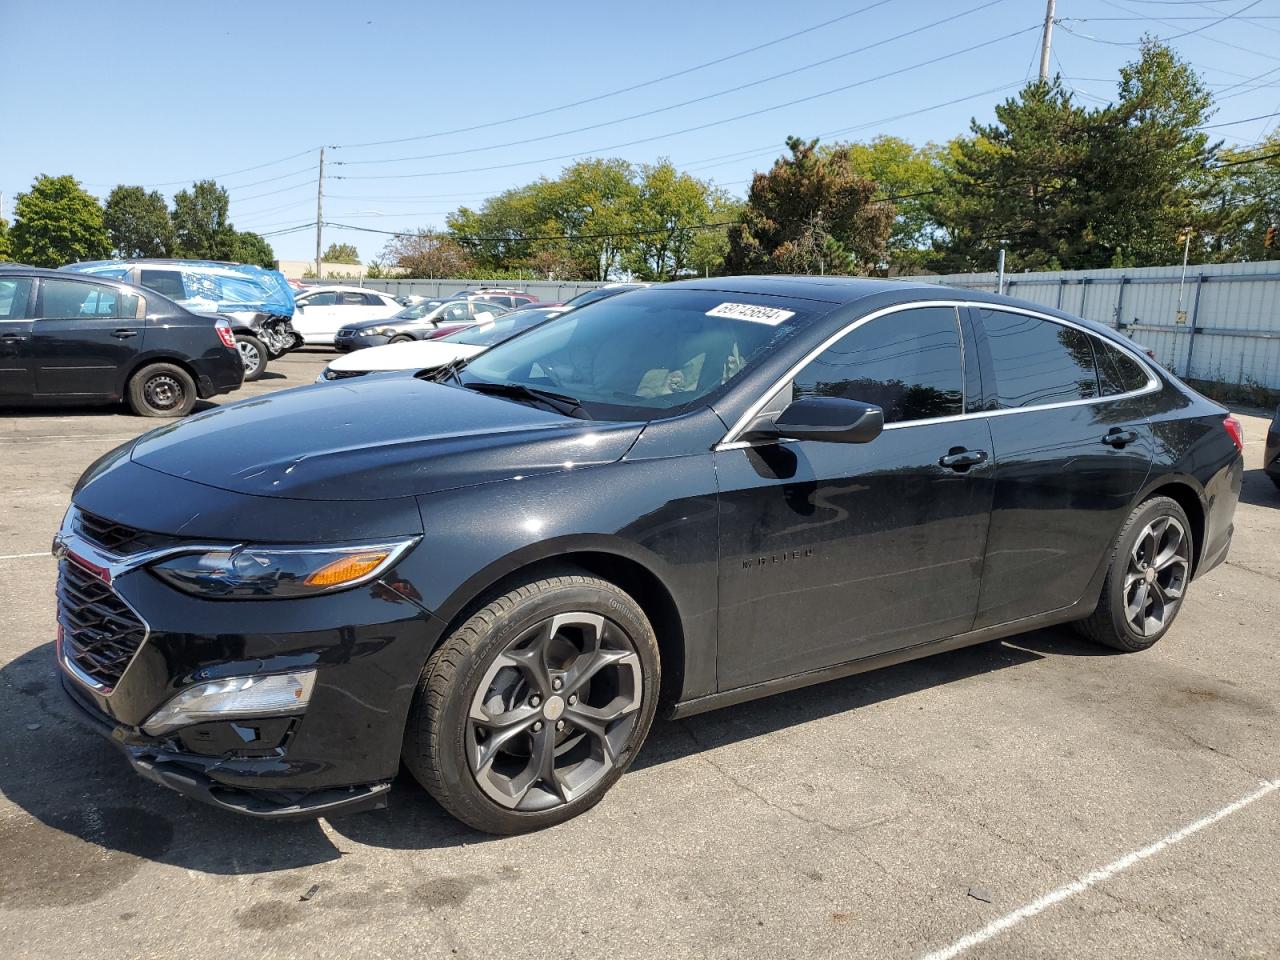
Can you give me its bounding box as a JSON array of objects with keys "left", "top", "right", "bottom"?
[
  {"left": 292, "top": 285, "right": 402, "bottom": 346},
  {"left": 317, "top": 307, "right": 565, "bottom": 382}
]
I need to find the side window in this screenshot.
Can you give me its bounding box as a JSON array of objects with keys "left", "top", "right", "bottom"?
[
  {"left": 0, "top": 278, "right": 33, "bottom": 320},
  {"left": 979, "top": 309, "right": 1099, "bottom": 408},
  {"left": 1093, "top": 336, "right": 1151, "bottom": 396},
  {"left": 337, "top": 292, "right": 367, "bottom": 306},
  {"left": 139, "top": 269, "right": 187, "bottom": 300},
  {"left": 790, "top": 306, "right": 964, "bottom": 424},
  {"left": 37, "top": 279, "right": 136, "bottom": 320},
  {"left": 303, "top": 291, "right": 337, "bottom": 306}
]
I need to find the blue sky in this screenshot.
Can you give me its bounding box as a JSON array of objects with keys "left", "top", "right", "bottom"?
[{"left": 3, "top": 0, "right": 1279, "bottom": 262}]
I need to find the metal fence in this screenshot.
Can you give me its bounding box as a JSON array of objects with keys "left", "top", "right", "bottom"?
[
  {"left": 920, "top": 261, "right": 1280, "bottom": 391},
  {"left": 301, "top": 278, "right": 611, "bottom": 301}
]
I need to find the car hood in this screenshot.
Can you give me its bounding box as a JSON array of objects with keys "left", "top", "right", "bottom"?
[
  {"left": 329, "top": 339, "right": 485, "bottom": 373},
  {"left": 128, "top": 377, "right": 643, "bottom": 501}
]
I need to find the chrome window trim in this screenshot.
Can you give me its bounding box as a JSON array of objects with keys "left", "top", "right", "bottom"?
[{"left": 714, "top": 300, "right": 1161, "bottom": 450}]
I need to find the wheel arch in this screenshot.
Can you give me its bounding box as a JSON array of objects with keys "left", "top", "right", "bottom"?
[
  {"left": 427, "top": 537, "right": 688, "bottom": 710},
  {"left": 120, "top": 352, "right": 202, "bottom": 397},
  {"left": 1132, "top": 474, "right": 1207, "bottom": 575}
]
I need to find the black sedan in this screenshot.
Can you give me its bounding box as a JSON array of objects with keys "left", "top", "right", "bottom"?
[
  {"left": 1265, "top": 405, "right": 1280, "bottom": 489},
  {"left": 334, "top": 298, "right": 509, "bottom": 351},
  {"left": 0, "top": 266, "right": 243, "bottom": 416},
  {"left": 54, "top": 277, "right": 1242, "bottom": 833}
]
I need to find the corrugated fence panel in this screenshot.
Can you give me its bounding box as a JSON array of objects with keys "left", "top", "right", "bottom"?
[{"left": 928, "top": 262, "right": 1280, "bottom": 390}]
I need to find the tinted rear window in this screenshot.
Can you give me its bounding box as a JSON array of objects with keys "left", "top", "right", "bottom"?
[
  {"left": 979, "top": 309, "right": 1099, "bottom": 408},
  {"left": 1094, "top": 336, "right": 1151, "bottom": 395}
]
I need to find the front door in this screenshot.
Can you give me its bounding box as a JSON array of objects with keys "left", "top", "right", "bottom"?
[
  {"left": 715, "top": 305, "right": 995, "bottom": 690},
  {"left": 31, "top": 278, "right": 143, "bottom": 398},
  {"left": 0, "top": 276, "right": 35, "bottom": 400}
]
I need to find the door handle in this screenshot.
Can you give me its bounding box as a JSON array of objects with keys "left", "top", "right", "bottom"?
[
  {"left": 112, "top": 328, "right": 139, "bottom": 339},
  {"left": 1101, "top": 428, "right": 1139, "bottom": 448},
  {"left": 938, "top": 448, "right": 988, "bottom": 472},
  {"left": 0, "top": 332, "right": 27, "bottom": 341}
]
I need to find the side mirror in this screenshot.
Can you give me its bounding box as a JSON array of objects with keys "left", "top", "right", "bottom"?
[
  {"left": 294, "top": 301, "right": 306, "bottom": 311},
  {"left": 742, "top": 396, "right": 884, "bottom": 445}
]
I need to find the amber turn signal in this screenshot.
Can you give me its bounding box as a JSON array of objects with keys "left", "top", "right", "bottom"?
[{"left": 304, "top": 551, "right": 393, "bottom": 587}]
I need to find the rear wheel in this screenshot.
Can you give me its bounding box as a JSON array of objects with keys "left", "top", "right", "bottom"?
[
  {"left": 403, "top": 571, "right": 660, "bottom": 834},
  {"left": 127, "top": 363, "right": 197, "bottom": 418},
  {"left": 1075, "top": 496, "right": 1193, "bottom": 652},
  {"left": 235, "top": 334, "right": 267, "bottom": 381}
]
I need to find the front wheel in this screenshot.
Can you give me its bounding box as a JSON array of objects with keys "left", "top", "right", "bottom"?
[
  {"left": 236, "top": 334, "right": 267, "bottom": 381},
  {"left": 127, "top": 363, "right": 197, "bottom": 418},
  {"left": 403, "top": 571, "right": 660, "bottom": 834},
  {"left": 389, "top": 334, "right": 414, "bottom": 344},
  {"left": 1075, "top": 496, "right": 1193, "bottom": 652}
]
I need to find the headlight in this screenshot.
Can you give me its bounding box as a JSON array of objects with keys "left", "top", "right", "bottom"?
[
  {"left": 150, "top": 539, "right": 418, "bottom": 599},
  {"left": 142, "top": 671, "right": 316, "bottom": 735},
  {"left": 374, "top": 327, "right": 400, "bottom": 337}
]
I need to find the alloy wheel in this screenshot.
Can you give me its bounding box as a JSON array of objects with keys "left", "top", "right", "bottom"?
[
  {"left": 467, "top": 612, "right": 643, "bottom": 812},
  {"left": 238, "top": 339, "right": 262, "bottom": 373},
  {"left": 144, "top": 374, "right": 183, "bottom": 411},
  {"left": 1124, "top": 516, "right": 1189, "bottom": 637}
]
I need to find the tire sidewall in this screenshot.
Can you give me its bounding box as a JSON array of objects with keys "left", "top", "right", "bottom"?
[
  {"left": 433, "top": 581, "right": 660, "bottom": 833},
  {"left": 1103, "top": 496, "right": 1192, "bottom": 649}
]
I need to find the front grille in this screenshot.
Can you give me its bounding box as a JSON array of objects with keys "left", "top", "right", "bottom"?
[
  {"left": 57, "top": 558, "right": 147, "bottom": 689},
  {"left": 324, "top": 368, "right": 367, "bottom": 381},
  {"left": 76, "top": 510, "right": 169, "bottom": 555}
]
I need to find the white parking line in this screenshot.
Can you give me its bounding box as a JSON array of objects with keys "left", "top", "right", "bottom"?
[
  {"left": 919, "top": 778, "right": 1280, "bottom": 960},
  {"left": 0, "top": 434, "right": 137, "bottom": 442},
  {"left": 0, "top": 553, "right": 51, "bottom": 561}
]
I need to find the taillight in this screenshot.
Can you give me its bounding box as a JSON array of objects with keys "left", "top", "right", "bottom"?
[
  {"left": 1223, "top": 415, "right": 1244, "bottom": 452},
  {"left": 214, "top": 319, "right": 237, "bottom": 350}
]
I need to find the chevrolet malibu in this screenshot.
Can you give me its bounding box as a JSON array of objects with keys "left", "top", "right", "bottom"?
[{"left": 54, "top": 277, "right": 1243, "bottom": 834}]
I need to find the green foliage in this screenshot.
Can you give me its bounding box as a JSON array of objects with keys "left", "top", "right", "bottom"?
[
  {"left": 323, "top": 242, "right": 361, "bottom": 264},
  {"left": 0, "top": 218, "right": 11, "bottom": 261},
  {"left": 229, "top": 231, "right": 276, "bottom": 268},
  {"left": 624, "top": 160, "right": 731, "bottom": 280},
  {"left": 1209, "top": 135, "right": 1280, "bottom": 262},
  {"left": 103, "top": 185, "right": 174, "bottom": 258},
  {"left": 10, "top": 175, "right": 111, "bottom": 267},
  {"left": 725, "top": 136, "right": 893, "bottom": 275},
  {"left": 172, "top": 179, "right": 236, "bottom": 260},
  {"left": 380, "top": 229, "right": 475, "bottom": 278}
]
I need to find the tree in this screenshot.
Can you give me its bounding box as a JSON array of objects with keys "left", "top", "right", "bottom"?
[
  {"left": 230, "top": 231, "right": 276, "bottom": 268},
  {"left": 624, "top": 160, "right": 727, "bottom": 281},
  {"left": 380, "top": 229, "right": 474, "bottom": 277},
  {"left": 9, "top": 175, "right": 111, "bottom": 267},
  {"left": 103, "top": 185, "right": 174, "bottom": 258},
  {"left": 0, "top": 218, "right": 11, "bottom": 262},
  {"left": 1209, "top": 135, "right": 1280, "bottom": 261},
  {"left": 323, "top": 242, "right": 360, "bottom": 264},
  {"left": 834, "top": 136, "right": 947, "bottom": 272},
  {"left": 725, "top": 137, "right": 893, "bottom": 275},
  {"left": 172, "top": 180, "right": 236, "bottom": 259}
]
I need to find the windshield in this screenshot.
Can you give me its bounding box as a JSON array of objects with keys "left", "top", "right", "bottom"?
[
  {"left": 459, "top": 288, "right": 820, "bottom": 420},
  {"left": 444, "top": 309, "right": 557, "bottom": 348},
  {"left": 563, "top": 286, "right": 636, "bottom": 308},
  {"left": 393, "top": 299, "right": 446, "bottom": 320}
]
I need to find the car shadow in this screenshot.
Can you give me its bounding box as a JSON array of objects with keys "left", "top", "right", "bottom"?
[
  {"left": 1240, "top": 468, "right": 1279, "bottom": 508},
  {"left": 0, "top": 632, "right": 1049, "bottom": 879}
]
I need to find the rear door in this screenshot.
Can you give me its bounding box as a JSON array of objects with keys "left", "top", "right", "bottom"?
[
  {"left": 0, "top": 276, "right": 35, "bottom": 399},
  {"left": 31, "top": 278, "right": 144, "bottom": 398},
  {"left": 970, "top": 306, "right": 1155, "bottom": 628}
]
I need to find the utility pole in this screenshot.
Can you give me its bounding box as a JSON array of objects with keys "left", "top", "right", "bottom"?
[
  {"left": 997, "top": 244, "right": 1007, "bottom": 295},
  {"left": 314, "top": 147, "right": 325, "bottom": 281},
  {"left": 1039, "top": 0, "right": 1056, "bottom": 82}
]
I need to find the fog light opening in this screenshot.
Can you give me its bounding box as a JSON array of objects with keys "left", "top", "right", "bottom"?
[{"left": 142, "top": 670, "right": 317, "bottom": 736}]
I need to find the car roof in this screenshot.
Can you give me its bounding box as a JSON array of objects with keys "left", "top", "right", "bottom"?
[{"left": 300, "top": 285, "right": 392, "bottom": 294}]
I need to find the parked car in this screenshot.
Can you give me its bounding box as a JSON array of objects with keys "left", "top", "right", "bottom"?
[
  {"left": 1265, "top": 405, "right": 1280, "bottom": 489},
  {"left": 292, "top": 286, "right": 402, "bottom": 346},
  {"left": 0, "top": 266, "right": 242, "bottom": 416},
  {"left": 63, "top": 259, "right": 301, "bottom": 382},
  {"left": 318, "top": 307, "right": 567, "bottom": 381},
  {"left": 334, "top": 298, "right": 509, "bottom": 351},
  {"left": 508, "top": 299, "right": 564, "bottom": 312},
  {"left": 54, "top": 277, "right": 1242, "bottom": 833}
]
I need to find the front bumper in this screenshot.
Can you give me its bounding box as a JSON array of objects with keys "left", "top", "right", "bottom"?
[
  {"left": 61, "top": 673, "right": 391, "bottom": 819},
  {"left": 334, "top": 330, "right": 393, "bottom": 352}
]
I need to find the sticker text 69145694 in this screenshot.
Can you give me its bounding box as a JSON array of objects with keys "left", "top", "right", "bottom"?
[{"left": 705, "top": 302, "right": 796, "bottom": 326}]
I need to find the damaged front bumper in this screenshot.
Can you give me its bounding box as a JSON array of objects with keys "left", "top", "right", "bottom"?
[{"left": 61, "top": 671, "right": 391, "bottom": 820}]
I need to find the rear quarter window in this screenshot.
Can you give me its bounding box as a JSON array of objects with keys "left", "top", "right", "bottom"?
[
  {"left": 978, "top": 309, "right": 1099, "bottom": 408},
  {"left": 1093, "top": 336, "right": 1152, "bottom": 395}
]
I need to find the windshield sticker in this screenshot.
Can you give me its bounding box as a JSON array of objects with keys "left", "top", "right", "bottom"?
[{"left": 706, "top": 302, "right": 795, "bottom": 326}]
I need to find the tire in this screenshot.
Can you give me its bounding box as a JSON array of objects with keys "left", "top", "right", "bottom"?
[
  {"left": 235, "top": 334, "right": 268, "bottom": 381},
  {"left": 389, "top": 334, "right": 414, "bottom": 344},
  {"left": 127, "top": 363, "right": 197, "bottom": 418},
  {"left": 403, "top": 570, "right": 660, "bottom": 834},
  {"left": 1075, "top": 496, "right": 1193, "bottom": 652}
]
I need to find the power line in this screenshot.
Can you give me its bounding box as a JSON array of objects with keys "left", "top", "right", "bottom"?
[
  {"left": 334, "top": 25, "right": 1043, "bottom": 182},
  {"left": 1201, "top": 110, "right": 1280, "bottom": 127},
  {"left": 1095, "top": 0, "right": 1280, "bottom": 62},
  {"left": 333, "top": 0, "right": 1008, "bottom": 168},
  {"left": 82, "top": 147, "right": 323, "bottom": 191},
  {"left": 330, "top": 1, "right": 897, "bottom": 151}
]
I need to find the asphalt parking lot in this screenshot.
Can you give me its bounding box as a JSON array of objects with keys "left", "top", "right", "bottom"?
[{"left": 1, "top": 351, "right": 1276, "bottom": 960}]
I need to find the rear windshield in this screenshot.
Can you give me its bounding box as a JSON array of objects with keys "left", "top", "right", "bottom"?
[{"left": 460, "top": 288, "right": 822, "bottom": 421}]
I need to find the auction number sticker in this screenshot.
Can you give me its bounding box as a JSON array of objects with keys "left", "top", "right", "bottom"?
[{"left": 706, "top": 302, "right": 795, "bottom": 326}]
